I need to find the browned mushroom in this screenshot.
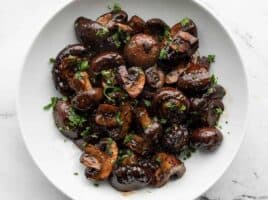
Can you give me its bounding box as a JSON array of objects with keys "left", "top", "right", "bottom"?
[
  {"left": 53, "top": 99, "right": 85, "bottom": 139},
  {"left": 81, "top": 138, "right": 118, "bottom": 180},
  {"left": 190, "top": 127, "right": 223, "bottom": 152},
  {"left": 165, "top": 64, "right": 186, "bottom": 84},
  {"left": 170, "top": 18, "right": 198, "bottom": 37},
  {"left": 123, "top": 134, "right": 151, "bottom": 155},
  {"left": 95, "top": 104, "right": 119, "bottom": 127},
  {"left": 90, "top": 52, "right": 125, "bottom": 74},
  {"left": 145, "top": 66, "right": 165, "bottom": 89},
  {"left": 144, "top": 18, "right": 169, "bottom": 36},
  {"left": 128, "top": 15, "right": 145, "bottom": 34},
  {"left": 52, "top": 44, "right": 91, "bottom": 96},
  {"left": 124, "top": 33, "right": 160, "bottom": 68},
  {"left": 177, "top": 61, "right": 211, "bottom": 93},
  {"left": 152, "top": 153, "right": 186, "bottom": 187},
  {"left": 97, "top": 10, "right": 128, "bottom": 27},
  {"left": 117, "top": 66, "right": 145, "bottom": 98},
  {"left": 135, "top": 107, "right": 162, "bottom": 142},
  {"left": 153, "top": 87, "right": 190, "bottom": 122}
]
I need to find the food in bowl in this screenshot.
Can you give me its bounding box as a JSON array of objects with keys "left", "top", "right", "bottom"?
[{"left": 45, "top": 3, "right": 225, "bottom": 192}]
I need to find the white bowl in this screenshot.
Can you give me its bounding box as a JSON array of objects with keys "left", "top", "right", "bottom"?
[{"left": 17, "top": 0, "right": 248, "bottom": 199}]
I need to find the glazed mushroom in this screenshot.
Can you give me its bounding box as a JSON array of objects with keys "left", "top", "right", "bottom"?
[
  {"left": 145, "top": 66, "right": 165, "bottom": 89},
  {"left": 123, "top": 134, "right": 151, "bottom": 155},
  {"left": 95, "top": 104, "right": 119, "bottom": 127},
  {"left": 135, "top": 107, "right": 162, "bottom": 142},
  {"left": 70, "top": 71, "right": 103, "bottom": 111},
  {"left": 153, "top": 87, "right": 190, "bottom": 122},
  {"left": 52, "top": 44, "right": 91, "bottom": 96},
  {"left": 144, "top": 18, "right": 169, "bottom": 36},
  {"left": 90, "top": 52, "right": 125, "bottom": 75},
  {"left": 97, "top": 10, "right": 128, "bottom": 27},
  {"left": 110, "top": 165, "right": 152, "bottom": 191},
  {"left": 190, "top": 127, "right": 223, "bottom": 152},
  {"left": 204, "top": 84, "right": 226, "bottom": 100},
  {"left": 80, "top": 138, "right": 118, "bottom": 180},
  {"left": 170, "top": 18, "right": 198, "bottom": 38},
  {"left": 152, "top": 153, "right": 186, "bottom": 187},
  {"left": 116, "top": 66, "right": 145, "bottom": 98},
  {"left": 128, "top": 15, "right": 145, "bottom": 34},
  {"left": 177, "top": 61, "right": 211, "bottom": 93},
  {"left": 165, "top": 64, "right": 186, "bottom": 85},
  {"left": 53, "top": 99, "right": 85, "bottom": 139},
  {"left": 162, "top": 124, "right": 189, "bottom": 153},
  {"left": 124, "top": 33, "right": 160, "bottom": 68}
]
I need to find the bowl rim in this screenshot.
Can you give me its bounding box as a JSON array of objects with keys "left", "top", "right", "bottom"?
[{"left": 16, "top": 0, "right": 249, "bottom": 199}]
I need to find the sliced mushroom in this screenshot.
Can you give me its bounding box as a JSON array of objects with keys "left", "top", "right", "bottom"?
[
  {"left": 145, "top": 66, "right": 165, "bottom": 89},
  {"left": 144, "top": 18, "right": 169, "bottom": 36},
  {"left": 52, "top": 44, "right": 91, "bottom": 96},
  {"left": 177, "top": 61, "right": 211, "bottom": 93},
  {"left": 170, "top": 18, "right": 198, "bottom": 37},
  {"left": 165, "top": 64, "right": 185, "bottom": 84},
  {"left": 128, "top": 15, "right": 145, "bottom": 34},
  {"left": 53, "top": 100, "right": 84, "bottom": 139},
  {"left": 190, "top": 127, "right": 223, "bottom": 152},
  {"left": 95, "top": 104, "right": 119, "bottom": 127},
  {"left": 97, "top": 10, "right": 128, "bottom": 27},
  {"left": 81, "top": 138, "right": 118, "bottom": 180},
  {"left": 124, "top": 33, "right": 160, "bottom": 68},
  {"left": 90, "top": 52, "right": 125, "bottom": 74},
  {"left": 152, "top": 153, "right": 186, "bottom": 187},
  {"left": 117, "top": 66, "right": 145, "bottom": 98},
  {"left": 135, "top": 107, "right": 162, "bottom": 142},
  {"left": 204, "top": 84, "right": 226, "bottom": 100},
  {"left": 124, "top": 134, "right": 151, "bottom": 155},
  {"left": 153, "top": 87, "right": 190, "bottom": 122}
]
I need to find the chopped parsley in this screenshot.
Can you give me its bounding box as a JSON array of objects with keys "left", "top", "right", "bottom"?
[
  {"left": 155, "top": 157, "right": 161, "bottom": 163},
  {"left": 107, "top": 2, "right": 121, "bottom": 12},
  {"left": 164, "top": 28, "right": 172, "bottom": 42},
  {"left": 180, "top": 17, "right": 190, "bottom": 26},
  {"left": 96, "top": 26, "right": 109, "bottom": 37},
  {"left": 112, "top": 32, "right": 121, "bottom": 48},
  {"left": 143, "top": 99, "right": 152, "bottom": 107},
  {"left": 215, "top": 107, "right": 223, "bottom": 115},
  {"left": 68, "top": 108, "right": 86, "bottom": 127},
  {"left": 118, "top": 149, "right": 133, "bottom": 163},
  {"left": 178, "top": 104, "right": 186, "bottom": 112},
  {"left": 123, "top": 134, "right": 134, "bottom": 144},
  {"left": 101, "top": 69, "right": 115, "bottom": 85},
  {"left": 103, "top": 86, "right": 121, "bottom": 102},
  {"left": 210, "top": 74, "right": 218, "bottom": 84},
  {"left": 43, "top": 97, "right": 58, "bottom": 110},
  {"left": 49, "top": 58, "right": 56, "bottom": 64},
  {"left": 159, "top": 118, "right": 167, "bottom": 124},
  {"left": 159, "top": 48, "right": 168, "bottom": 60},
  {"left": 79, "top": 60, "right": 89, "bottom": 71},
  {"left": 74, "top": 71, "right": 82, "bottom": 80},
  {"left": 93, "top": 182, "right": 99, "bottom": 187},
  {"left": 180, "top": 147, "right": 196, "bottom": 160},
  {"left": 80, "top": 127, "right": 90, "bottom": 137},
  {"left": 207, "top": 54, "right": 216, "bottom": 64},
  {"left": 107, "top": 137, "right": 113, "bottom": 145},
  {"left": 73, "top": 172, "right": 79, "bottom": 176},
  {"left": 207, "top": 87, "right": 214, "bottom": 94},
  {"left": 115, "top": 112, "right": 123, "bottom": 126}
]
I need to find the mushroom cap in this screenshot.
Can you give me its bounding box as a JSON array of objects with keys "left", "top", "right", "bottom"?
[
  {"left": 124, "top": 33, "right": 160, "bottom": 68},
  {"left": 145, "top": 66, "right": 165, "bottom": 89},
  {"left": 95, "top": 104, "right": 119, "bottom": 127},
  {"left": 144, "top": 18, "right": 169, "bottom": 36},
  {"left": 128, "top": 15, "right": 145, "bottom": 34}
]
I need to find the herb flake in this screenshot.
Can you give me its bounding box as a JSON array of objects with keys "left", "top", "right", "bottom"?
[
  {"left": 159, "top": 48, "right": 168, "bottom": 60},
  {"left": 207, "top": 54, "right": 216, "bottom": 64},
  {"left": 43, "top": 97, "right": 58, "bottom": 110},
  {"left": 124, "top": 134, "right": 134, "bottom": 144},
  {"left": 181, "top": 17, "right": 190, "bottom": 26}
]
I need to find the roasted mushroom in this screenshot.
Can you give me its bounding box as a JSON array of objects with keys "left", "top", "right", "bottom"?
[
  {"left": 117, "top": 66, "right": 145, "bottom": 98},
  {"left": 53, "top": 99, "right": 86, "bottom": 139},
  {"left": 81, "top": 138, "right": 118, "bottom": 180},
  {"left": 135, "top": 107, "right": 162, "bottom": 142},
  {"left": 97, "top": 10, "right": 128, "bottom": 27},
  {"left": 152, "top": 153, "right": 186, "bottom": 187},
  {"left": 165, "top": 64, "right": 186, "bottom": 85},
  {"left": 145, "top": 66, "right": 165, "bottom": 89},
  {"left": 124, "top": 33, "right": 160, "bottom": 68},
  {"left": 170, "top": 18, "right": 198, "bottom": 38},
  {"left": 190, "top": 127, "right": 223, "bottom": 152},
  {"left": 162, "top": 124, "right": 189, "bottom": 153},
  {"left": 123, "top": 134, "right": 151, "bottom": 155},
  {"left": 144, "top": 18, "right": 169, "bottom": 37},
  {"left": 128, "top": 15, "right": 145, "bottom": 34},
  {"left": 153, "top": 87, "right": 190, "bottom": 122},
  {"left": 52, "top": 44, "right": 91, "bottom": 96}
]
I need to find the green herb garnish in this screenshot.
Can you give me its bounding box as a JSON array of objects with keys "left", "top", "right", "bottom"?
[
  {"left": 115, "top": 112, "right": 123, "bottom": 126},
  {"left": 155, "top": 157, "right": 161, "bottom": 163},
  {"left": 180, "top": 17, "right": 190, "bottom": 26},
  {"left": 79, "top": 60, "right": 89, "bottom": 71},
  {"left": 80, "top": 127, "right": 90, "bottom": 137},
  {"left": 103, "top": 86, "right": 121, "bottom": 102},
  {"left": 207, "top": 54, "right": 216, "bottom": 64},
  {"left": 96, "top": 26, "right": 109, "bottom": 37},
  {"left": 43, "top": 97, "right": 58, "bottom": 110},
  {"left": 164, "top": 28, "right": 172, "bottom": 42},
  {"left": 101, "top": 69, "right": 115, "bottom": 85},
  {"left": 124, "top": 134, "right": 134, "bottom": 144},
  {"left": 143, "top": 99, "right": 152, "bottom": 107},
  {"left": 112, "top": 32, "right": 121, "bottom": 48},
  {"left": 68, "top": 108, "right": 86, "bottom": 127},
  {"left": 160, "top": 118, "right": 167, "bottom": 124},
  {"left": 210, "top": 74, "right": 218, "bottom": 84},
  {"left": 215, "top": 107, "right": 223, "bottom": 115},
  {"left": 159, "top": 48, "right": 168, "bottom": 60},
  {"left": 93, "top": 182, "right": 99, "bottom": 187},
  {"left": 73, "top": 172, "right": 79, "bottom": 176},
  {"left": 49, "top": 58, "right": 56, "bottom": 64},
  {"left": 74, "top": 71, "right": 82, "bottom": 80},
  {"left": 107, "top": 2, "right": 121, "bottom": 12},
  {"left": 178, "top": 104, "right": 186, "bottom": 112}
]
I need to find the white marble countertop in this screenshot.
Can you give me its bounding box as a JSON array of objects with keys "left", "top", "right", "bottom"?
[{"left": 0, "top": 0, "right": 267, "bottom": 199}]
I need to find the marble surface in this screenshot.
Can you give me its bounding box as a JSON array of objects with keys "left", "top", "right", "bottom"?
[{"left": 0, "top": 0, "right": 267, "bottom": 199}]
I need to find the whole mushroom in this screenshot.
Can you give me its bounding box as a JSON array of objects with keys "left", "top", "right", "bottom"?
[
  {"left": 124, "top": 33, "right": 160, "bottom": 68},
  {"left": 128, "top": 15, "right": 145, "bottom": 34},
  {"left": 123, "top": 134, "right": 151, "bottom": 155},
  {"left": 144, "top": 18, "right": 169, "bottom": 37},
  {"left": 145, "top": 66, "right": 165, "bottom": 89}
]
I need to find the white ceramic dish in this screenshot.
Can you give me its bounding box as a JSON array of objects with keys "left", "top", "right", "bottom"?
[{"left": 17, "top": 0, "right": 248, "bottom": 199}]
